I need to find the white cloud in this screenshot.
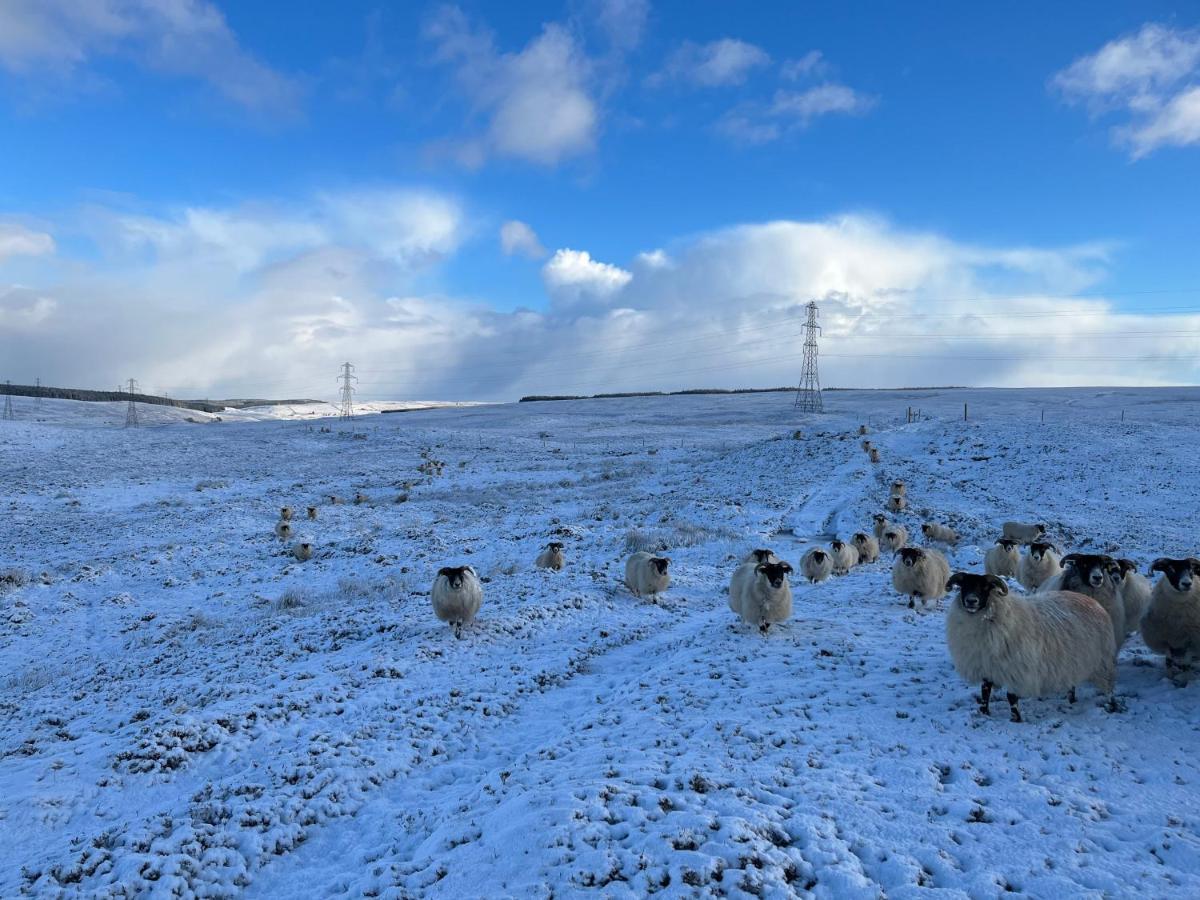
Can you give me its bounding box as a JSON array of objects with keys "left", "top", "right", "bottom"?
[
  {"left": 651, "top": 38, "right": 770, "bottom": 87},
  {"left": 500, "top": 220, "right": 547, "bottom": 259},
  {"left": 590, "top": 0, "right": 650, "bottom": 51},
  {"left": 0, "top": 222, "right": 55, "bottom": 260},
  {"left": 425, "top": 6, "right": 597, "bottom": 166},
  {"left": 1053, "top": 24, "right": 1200, "bottom": 157},
  {"left": 541, "top": 248, "right": 632, "bottom": 307},
  {"left": 781, "top": 51, "right": 826, "bottom": 81},
  {"left": 771, "top": 84, "right": 876, "bottom": 122},
  {"left": 0, "top": 0, "right": 300, "bottom": 115}
]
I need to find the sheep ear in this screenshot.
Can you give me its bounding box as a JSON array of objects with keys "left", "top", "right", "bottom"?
[
  {"left": 1060, "top": 553, "right": 1078, "bottom": 565},
  {"left": 437, "top": 567, "right": 454, "bottom": 578},
  {"left": 1149, "top": 558, "right": 1170, "bottom": 575},
  {"left": 985, "top": 575, "right": 1009, "bottom": 595},
  {"left": 780, "top": 562, "right": 793, "bottom": 573},
  {"left": 1188, "top": 557, "right": 1200, "bottom": 574},
  {"left": 946, "top": 573, "right": 966, "bottom": 591},
  {"left": 755, "top": 563, "right": 767, "bottom": 573}
]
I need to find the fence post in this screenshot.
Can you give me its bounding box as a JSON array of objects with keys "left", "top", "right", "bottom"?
[{"left": 963, "top": 403, "right": 968, "bottom": 422}]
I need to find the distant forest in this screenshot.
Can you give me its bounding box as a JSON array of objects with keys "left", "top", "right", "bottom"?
[{"left": 0, "top": 384, "right": 318, "bottom": 413}]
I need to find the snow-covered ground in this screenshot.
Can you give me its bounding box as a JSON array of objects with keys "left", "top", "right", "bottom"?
[{"left": 2, "top": 387, "right": 1198, "bottom": 898}]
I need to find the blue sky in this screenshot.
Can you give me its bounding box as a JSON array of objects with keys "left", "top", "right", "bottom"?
[{"left": 1, "top": 1, "right": 1198, "bottom": 399}]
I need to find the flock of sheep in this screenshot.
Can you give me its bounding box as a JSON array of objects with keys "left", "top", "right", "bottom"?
[{"left": 280, "top": 424, "right": 1200, "bottom": 723}]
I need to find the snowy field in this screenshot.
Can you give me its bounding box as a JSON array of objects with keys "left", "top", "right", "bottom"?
[{"left": 2, "top": 386, "right": 1199, "bottom": 898}]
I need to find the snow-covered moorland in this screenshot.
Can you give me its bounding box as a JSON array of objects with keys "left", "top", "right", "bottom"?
[{"left": 2, "top": 387, "right": 1198, "bottom": 898}]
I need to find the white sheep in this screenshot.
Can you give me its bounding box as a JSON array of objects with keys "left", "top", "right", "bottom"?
[
  {"left": 280, "top": 506, "right": 294, "bottom": 521},
  {"left": 859, "top": 424, "right": 869, "bottom": 436},
  {"left": 891, "top": 546, "right": 950, "bottom": 610},
  {"left": 861, "top": 439, "right": 873, "bottom": 453},
  {"left": 800, "top": 547, "right": 833, "bottom": 583},
  {"left": 728, "top": 560, "right": 794, "bottom": 633},
  {"left": 431, "top": 565, "right": 483, "bottom": 638},
  {"left": 1110, "top": 558, "right": 1151, "bottom": 638},
  {"left": 921, "top": 522, "right": 959, "bottom": 546},
  {"left": 945, "top": 572, "right": 1117, "bottom": 722},
  {"left": 535, "top": 541, "right": 565, "bottom": 571},
  {"left": 328, "top": 494, "right": 343, "bottom": 505},
  {"left": 306, "top": 506, "right": 318, "bottom": 520},
  {"left": 984, "top": 539, "right": 1020, "bottom": 579},
  {"left": 829, "top": 539, "right": 860, "bottom": 575},
  {"left": 1141, "top": 557, "right": 1200, "bottom": 680},
  {"left": 1017, "top": 541, "right": 1061, "bottom": 592},
  {"left": 742, "top": 548, "right": 781, "bottom": 565},
  {"left": 624, "top": 551, "right": 671, "bottom": 600},
  {"left": 850, "top": 532, "right": 880, "bottom": 564},
  {"left": 889, "top": 480, "right": 906, "bottom": 498},
  {"left": 872, "top": 513, "right": 891, "bottom": 542},
  {"left": 1001, "top": 521, "right": 1047, "bottom": 545},
  {"left": 881, "top": 526, "right": 908, "bottom": 554},
  {"left": 1053, "top": 553, "right": 1127, "bottom": 654},
  {"left": 354, "top": 492, "right": 370, "bottom": 505},
  {"left": 886, "top": 494, "right": 907, "bottom": 513},
  {"left": 274, "top": 520, "right": 293, "bottom": 540},
  {"left": 869, "top": 447, "right": 881, "bottom": 463},
  {"left": 292, "top": 541, "right": 313, "bottom": 562}
]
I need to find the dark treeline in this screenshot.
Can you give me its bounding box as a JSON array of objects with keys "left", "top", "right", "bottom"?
[{"left": 0, "top": 384, "right": 319, "bottom": 413}]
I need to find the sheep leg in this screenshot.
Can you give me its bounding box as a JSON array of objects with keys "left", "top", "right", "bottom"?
[
  {"left": 1105, "top": 694, "right": 1120, "bottom": 714},
  {"left": 759, "top": 622, "right": 770, "bottom": 635},
  {"left": 1006, "top": 693, "right": 1022, "bottom": 723},
  {"left": 453, "top": 621, "right": 463, "bottom": 640},
  {"left": 1067, "top": 687, "right": 1077, "bottom": 704},
  {"left": 979, "top": 680, "right": 993, "bottom": 716},
  {"left": 1166, "top": 650, "right": 1188, "bottom": 686}
]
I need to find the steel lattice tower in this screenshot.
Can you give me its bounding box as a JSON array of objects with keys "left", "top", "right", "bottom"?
[
  {"left": 793, "top": 301, "right": 824, "bottom": 413},
  {"left": 2, "top": 380, "right": 14, "bottom": 420},
  {"left": 337, "top": 362, "right": 357, "bottom": 420},
  {"left": 124, "top": 378, "right": 140, "bottom": 427}
]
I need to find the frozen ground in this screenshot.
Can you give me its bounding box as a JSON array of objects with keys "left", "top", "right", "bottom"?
[{"left": 1, "top": 386, "right": 1198, "bottom": 898}]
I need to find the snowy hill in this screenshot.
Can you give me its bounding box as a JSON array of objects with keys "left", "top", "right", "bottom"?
[{"left": 1, "top": 386, "right": 1198, "bottom": 897}]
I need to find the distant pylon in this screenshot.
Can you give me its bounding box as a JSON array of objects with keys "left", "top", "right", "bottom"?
[
  {"left": 337, "top": 362, "right": 357, "bottom": 420},
  {"left": 2, "top": 380, "right": 13, "bottom": 420},
  {"left": 793, "top": 301, "right": 824, "bottom": 413},
  {"left": 35, "top": 377, "right": 42, "bottom": 408},
  {"left": 124, "top": 378, "right": 140, "bottom": 428}
]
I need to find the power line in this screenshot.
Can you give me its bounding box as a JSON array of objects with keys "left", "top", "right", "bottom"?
[
  {"left": 794, "top": 301, "right": 823, "bottom": 413},
  {"left": 337, "top": 362, "right": 357, "bottom": 420},
  {"left": 124, "top": 378, "right": 140, "bottom": 428}
]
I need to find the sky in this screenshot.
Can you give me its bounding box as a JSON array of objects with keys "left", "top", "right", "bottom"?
[{"left": 1, "top": 0, "right": 1199, "bottom": 402}]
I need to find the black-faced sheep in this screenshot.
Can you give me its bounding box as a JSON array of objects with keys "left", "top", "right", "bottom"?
[
  {"left": 1001, "top": 521, "right": 1046, "bottom": 545},
  {"left": 891, "top": 546, "right": 950, "bottom": 610},
  {"left": 274, "top": 520, "right": 293, "bottom": 540},
  {"left": 432, "top": 565, "right": 483, "bottom": 638},
  {"left": 293, "top": 542, "right": 313, "bottom": 562},
  {"left": 306, "top": 506, "right": 318, "bottom": 520},
  {"left": 945, "top": 572, "right": 1117, "bottom": 722},
  {"left": 829, "top": 539, "right": 859, "bottom": 575},
  {"left": 984, "top": 539, "right": 1020, "bottom": 579},
  {"left": 535, "top": 541, "right": 565, "bottom": 571},
  {"left": 1109, "top": 558, "right": 1151, "bottom": 637},
  {"left": 1056, "top": 553, "right": 1126, "bottom": 653},
  {"left": 872, "top": 514, "right": 890, "bottom": 542},
  {"left": 625, "top": 551, "right": 671, "bottom": 599},
  {"left": 280, "top": 506, "right": 294, "bottom": 521},
  {"left": 869, "top": 447, "right": 881, "bottom": 463},
  {"left": 921, "top": 523, "right": 959, "bottom": 546},
  {"left": 729, "top": 561, "right": 794, "bottom": 633},
  {"left": 743, "top": 548, "right": 781, "bottom": 565},
  {"left": 801, "top": 548, "right": 833, "bottom": 583},
  {"left": 886, "top": 495, "right": 907, "bottom": 513},
  {"left": 1018, "top": 541, "right": 1061, "bottom": 592},
  {"left": 881, "top": 526, "right": 908, "bottom": 554},
  {"left": 851, "top": 532, "right": 880, "bottom": 564},
  {"left": 1141, "top": 557, "right": 1200, "bottom": 681}
]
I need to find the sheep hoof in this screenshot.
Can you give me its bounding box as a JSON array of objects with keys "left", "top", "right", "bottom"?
[
  {"left": 1007, "top": 693, "right": 1022, "bottom": 723},
  {"left": 759, "top": 622, "right": 770, "bottom": 635},
  {"left": 1105, "top": 696, "right": 1123, "bottom": 714}
]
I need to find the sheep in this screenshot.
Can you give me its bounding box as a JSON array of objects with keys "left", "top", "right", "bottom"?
[
  {"left": 1109, "top": 558, "right": 1151, "bottom": 637},
  {"left": 800, "top": 547, "right": 833, "bottom": 583},
  {"left": 859, "top": 424, "right": 868, "bottom": 436},
  {"left": 1140, "top": 557, "right": 1200, "bottom": 680},
  {"left": 850, "top": 532, "right": 880, "bottom": 564},
  {"left": 881, "top": 526, "right": 908, "bottom": 553},
  {"left": 742, "top": 548, "right": 781, "bottom": 565},
  {"left": 306, "top": 506, "right": 318, "bottom": 520},
  {"left": 1017, "top": 541, "right": 1061, "bottom": 592},
  {"left": 624, "top": 551, "right": 671, "bottom": 600},
  {"left": 889, "top": 480, "right": 906, "bottom": 498},
  {"left": 891, "top": 546, "right": 950, "bottom": 610},
  {"left": 984, "top": 539, "right": 1020, "bottom": 579},
  {"left": 431, "top": 565, "right": 483, "bottom": 639},
  {"left": 1001, "top": 521, "right": 1046, "bottom": 545},
  {"left": 886, "top": 494, "right": 907, "bottom": 513},
  {"left": 280, "top": 506, "right": 294, "bottom": 521},
  {"left": 535, "top": 541, "right": 565, "bottom": 571},
  {"left": 1055, "top": 554, "right": 1126, "bottom": 653},
  {"left": 921, "top": 522, "right": 959, "bottom": 546},
  {"left": 293, "top": 541, "right": 313, "bottom": 562},
  {"left": 274, "top": 520, "right": 293, "bottom": 540},
  {"left": 328, "top": 494, "right": 343, "bottom": 505},
  {"left": 354, "top": 492, "right": 370, "bottom": 505},
  {"left": 945, "top": 572, "right": 1117, "bottom": 722},
  {"left": 869, "top": 447, "right": 881, "bottom": 463},
  {"left": 829, "top": 539, "right": 859, "bottom": 575},
  {"left": 872, "top": 513, "right": 890, "bottom": 541},
  {"left": 861, "top": 439, "right": 873, "bottom": 452},
  {"left": 729, "top": 561, "right": 794, "bottom": 633}
]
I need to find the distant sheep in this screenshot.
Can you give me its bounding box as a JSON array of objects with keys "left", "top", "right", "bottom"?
[
  {"left": 890, "top": 480, "right": 906, "bottom": 498},
  {"left": 743, "top": 548, "right": 781, "bottom": 565},
  {"left": 354, "top": 492, "right": 370, "bottom": 505},
  {"left": 625, "top": 551, "right": 671, "bottom": 600},
  {"left": 274, "top": 521, "right": 293, "bottom": 540},
  {"left": 861, "top": 439, "right": 873, "bottom": 453},
  {"left": 280, "top": 506, "right": 294, "bottom": 521},
  {"left": 306, "top": 506, "right": 318, "bottom": 520},
  {"left": 984, "top": 539, "right": 1020, "bottom": 579},
  {"left": 869, "top": 447, "right": 881, "bottom": 463},
  {"left": 945, "top": 572, "right": 1117, "bottom": 723},
  {"left": 851, "top": 532, "right": 880, "bottom": 564},
  {"left": 829, "top": 539, "right": 859, "bottom": 575},
  {"left": 801, "top": 548, "right": 833, "bottom": 583},
  {"left": 872, "top": 513, "right": 891, "bottom": 542},
  {"left": 535, "top": 541, "right": 565, "bottom": 571},
  {"left": 293, "top": 542, "right": 313, "bottom": 562},
  {"left": 1001, "top": 521, "right": 1046, "bottom": 545},
  {"left": 1141, "top": 558, "right": 1200, "bottom": 680},
  {"left": 1110, "top": 558, "right": 1151, "bottom": 637},
  {"left": 728, "top": 561, "right": 794, "bottom": 633},
  {"left": 881, "top": 526, "right": 908, "bottom": 554},
  {"left": 328, "top": 494, "right": 343, "bottom": 505},
  {"left": 921, "top": 522, "right": 959, "bottom": 546},
  {"left": 1018, "top": 541, "right": 1061, "bottom": 592},
  {"left": 891, "top": 546, "right": 950, "bottom": 610},
  {"left": 1056, "top": 554, "right": 1126, "bottom": 653},
  {"left": 886, "top": 495, "right": 907, "bottom": 513},
  {"left": 859, "top": 425, "right": 868, "bottom": 436},
  {"left": 431, "top": 565, "right": 483, "bottom": 639}
]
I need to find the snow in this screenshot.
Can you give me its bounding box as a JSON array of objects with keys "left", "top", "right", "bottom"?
[{"left": 2, "top": 386, "right": 1199, "bottom": 898}]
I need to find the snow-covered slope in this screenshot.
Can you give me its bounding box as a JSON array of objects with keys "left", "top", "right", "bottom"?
[{"left": 1, "top": 387, "right": 1198, "bottom": 897}]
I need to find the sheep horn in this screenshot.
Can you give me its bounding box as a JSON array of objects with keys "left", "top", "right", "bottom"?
[{"left": 1149, "top": 558, "right": 1171, "bottom": 575}]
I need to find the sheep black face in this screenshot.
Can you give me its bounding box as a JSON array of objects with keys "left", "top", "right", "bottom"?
[
  {"left": 873, "top": 514, "right": 887, "bottom": 525},
  {"left": 757, "top": 561, "right": 793, "bottom": 589},
  {"left": 651, "top": 557, "right": 670, "bottom": 575},
  {"left": 548, "top": 541, "right": 564, "bottom": 552},
  {"left": 1109, "top": 557, "right": 1138, "bottom": 586},
  {"left": 897, "top": 547, "right": 925, "bottom": 568},
  {"left": 852, "top": 533, "right": 869, "bottom": 546},
  {"left": 921, "top": 524, "right": 932, "bottom": 536},
  {"left": 748, "top": 548, "right": 775, "bottom": 563},
  {"left": 1029, "top": 541, "right": 1056, "bottom": 561},
  {"left": 1150, "top": 557, "right": 1200, "bottom": 592},
  {"left": 831, "top": 540, "right": 845, "bottom": 553},
  {"left": 996, "top": 538, "right": 1019, "bottom": 551},
  {"left": 947, "top": 572, "right": 1007, "bottom": 613},
  {"left": 1062, "top": 553, "right": 1115, "bottom": 589},
  {"left": 438, "top": 566, "right": 474, "bottom": 589},
  {"left": 811, "top": 549, "right": 827, "bottom": 562}
]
